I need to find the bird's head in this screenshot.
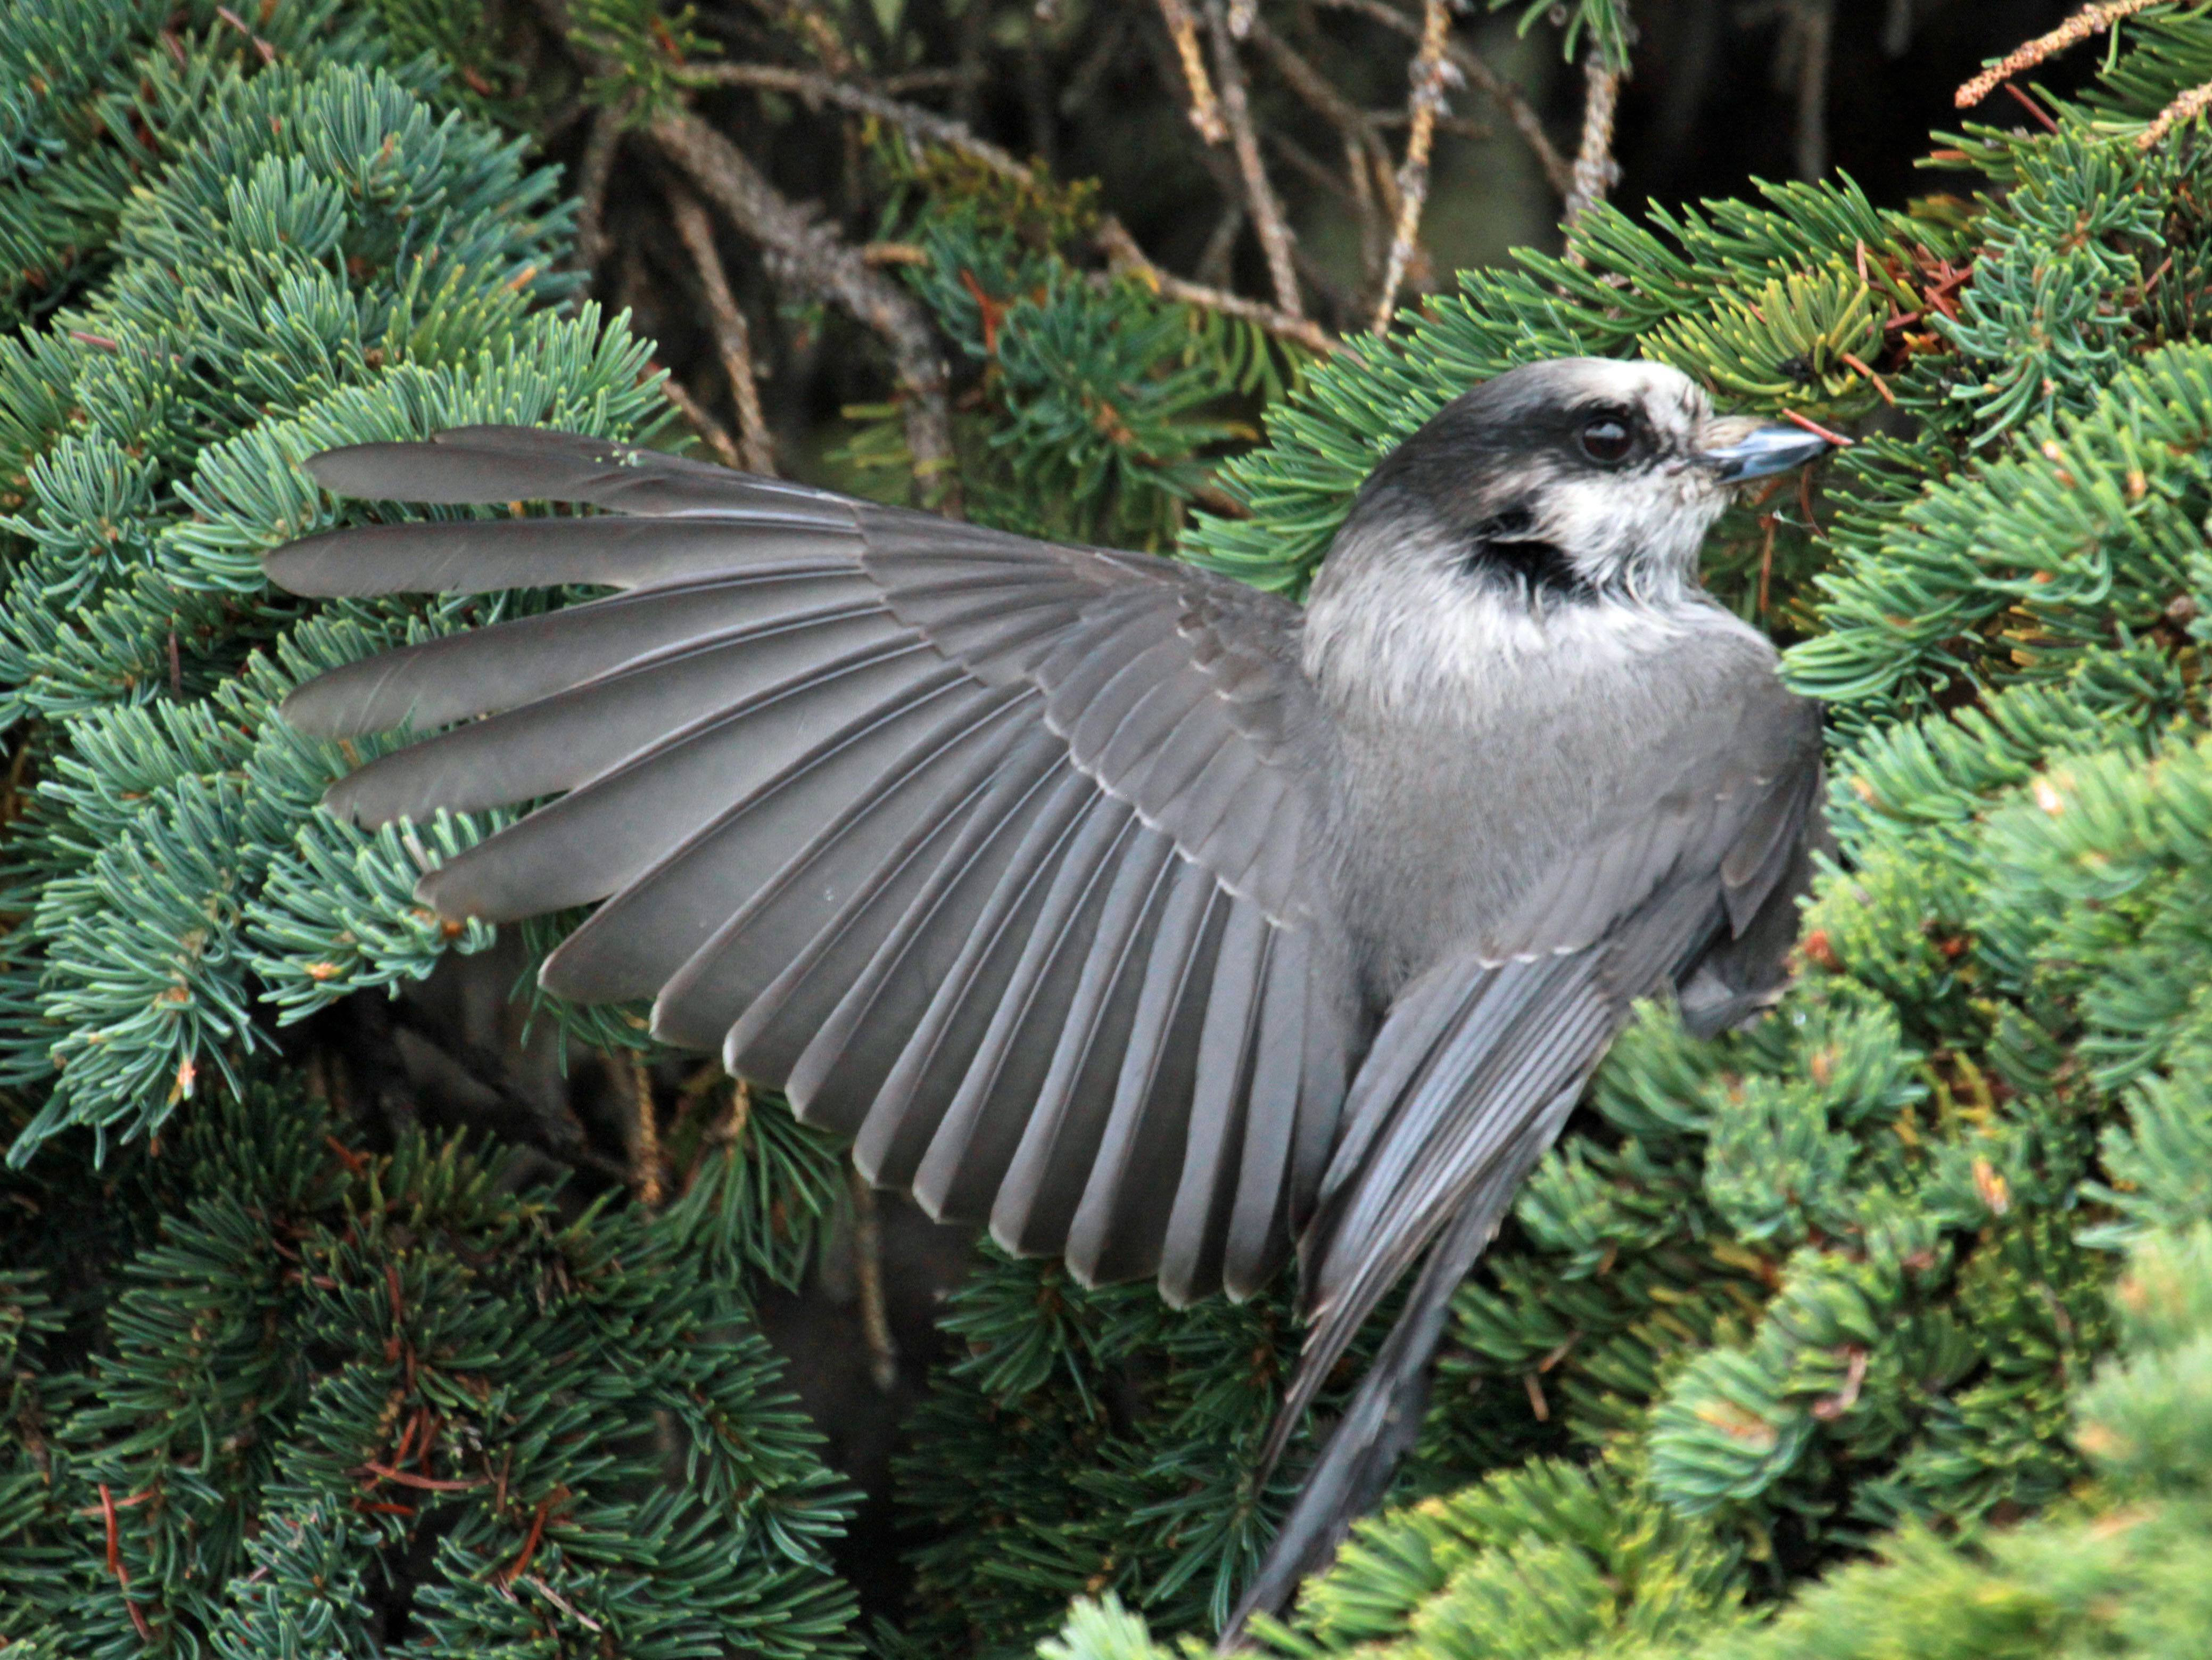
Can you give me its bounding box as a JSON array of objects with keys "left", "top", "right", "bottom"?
[{"left": 1302, "top": 357, "right": 1831, "bottom": 708}]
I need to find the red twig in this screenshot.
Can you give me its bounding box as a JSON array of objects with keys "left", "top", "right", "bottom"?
[
  {"left": 2001, "top": 81, "right": 2061, "bottom": 134},
  {"left": 356, "top": 1461, "right": 487, "bottom": 1493},
  {"left": 99, "top": 1484, "right": 153, "bottom": 1642},
  {"left": 501, "top": 1497, "right": 555, "bottom": 1585},
  {"left": 1780, "top": 408, "right": 1853, "bottom": 447}
]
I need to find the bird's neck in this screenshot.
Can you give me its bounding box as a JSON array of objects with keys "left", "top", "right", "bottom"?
[{"left": 1303, "top": 564, "right": 1710, "bottom": 731}]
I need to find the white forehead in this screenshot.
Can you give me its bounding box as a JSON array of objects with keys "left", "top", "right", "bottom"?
[{"left": 1558, "top": 358, "right": 1710, "bottom": 434}]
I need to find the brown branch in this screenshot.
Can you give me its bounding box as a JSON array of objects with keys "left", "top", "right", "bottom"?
[
  {"left": 1247, "top": 15, "right": 1397, "bottom": 275},
  {"left": 645, "top": 108, "right": 960, "bottom": 513},
  {"left": 573, "top": 96, "right": 631, "bottom": 278},
  {"left": 661, "top": 374, "right": 746, "bottom": 467},
  {"left": 848, "top": 1168, "right": 898, "bottom": 1392},
  {"left": 606, "top": 1049, "right": 664, "bottom": 1208},
  {"left": 697, "top": 59, "right": 1336, "bottom": 355},
  {"left": 1563, "top": 47, "right": 1622, "bottom": 233},
  {"left": 1194, "top": 201, "right": 1246, "bottom": 287},
  {"left": 1156, "top": 0, "right": 1230, "bottom": 141},
  {"left": 1956, "top": 0, "right": 2159, "bottom": 107},
  {"left": 1317, "top": 0, "right": 1573, "bottom": 198},
  {"left": 667, "top": 183, "right": 778, "bottom": 474},
  {"left": 1790, "top": 0, "right": 1835, "bottom": 180},
  {"left": 1205, "top": 0, "right": 1302, "bottom": 318},
  {"left": 683, "top": 62, "right": 1031, "bottom": 177},
  {"left": 1096, "top": 217, "right": 1339, "bottom": 355},
  {"left": 2142, "top": 79, "right": 2212, "bottom": 150},
  {"left": 1371, "top": 0, "right": 1451, "bottom": 334}
]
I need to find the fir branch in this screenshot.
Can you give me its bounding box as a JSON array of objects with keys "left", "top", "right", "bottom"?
[
  {"left": 644, "top": 108, "right": 961, "bottom": 512},
  {"left": 1371, "top": 0, "right": 1453, "bottom": 333},
  {"left": 1955, "top": 0, "right": 2163, "bottom": 108},
  {"left": 667, "top": 181, "right": 777, "bottom": 474},
  {"left": 1204, "top": 0, "right": 1304, "bottom": 320},
  {"left": 2139, "top": 77, "right": 2212, "bottom": 149},
  {"left": 1563, "top": 46, "right": 1623, "bottom": 231},
  {"left": 1318, "top": 0, "right": 1574, "bottom": 197},
  {"left": 1155, "top": 0, "right": 1231, "bottom": 142}
]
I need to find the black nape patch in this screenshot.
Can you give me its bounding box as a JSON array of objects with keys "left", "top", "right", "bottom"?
[{"left": 1464, "top": 507, "right": 1589, "bottom": 599}]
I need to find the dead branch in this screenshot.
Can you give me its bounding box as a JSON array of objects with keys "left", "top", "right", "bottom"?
[
  {"left": 605, "top": 1048, "right": 664, "bottom": 1208},
  {"left": 1956, "top": 0, "right": 2159, "bottom": 108},
  {"left": 1318, "top": 0, "right": 1573, "bottom": 198},
  {"left": 1206, "top": 0, "right": 1303, "bottom": 318},
  {"left": 697, "top": 59, "right": 1337, "bottom": 354},
  {"left": 1156, "top": 0, "right": 1230, "bottom": 141},
  {"left": 848, "top": 1168, "right": 899, "bottom": 1392},
  {"left": 684, "top": 61, "right": 1030, "bottom": 178},
  {"left": 1096, "top": 217, "right": 1339, "bottom": 354},
  {"left": 646, "top": 109, "right": 961, "bottom": 512},
  {"left": 1784, "top": 0, "right": 1834, "bottom": 180},
  {"left": 573, "top": 96, "right": 631, "bottom": 277},
  {"left": 660, "top": 373, "right": 747, "bottom": 467},
  {"left": 1247, "top": 14, "right": 1397, "bottom": 276},
  {"left": 1371, "top": 0, "right": 1451, "bottom": 334},
  {"left": 667, "top": 184, "right": 778, "bottom": 475},
  {"left": 1563, "top": 48, "right": 1622, "bottom": 232}
]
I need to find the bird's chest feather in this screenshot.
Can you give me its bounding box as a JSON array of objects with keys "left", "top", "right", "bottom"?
[{"left": 1316, "top": 594, "right": 1771, "bottom": 1000}]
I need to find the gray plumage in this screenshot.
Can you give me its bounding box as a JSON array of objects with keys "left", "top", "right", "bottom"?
[{"left": 264, "top": 358, "right": 1830, "bottom": 1635}]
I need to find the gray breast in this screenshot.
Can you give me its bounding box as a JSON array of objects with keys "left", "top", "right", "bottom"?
[{"left": 1319, "top": 602, "right": 1784, "bottom": 1000}]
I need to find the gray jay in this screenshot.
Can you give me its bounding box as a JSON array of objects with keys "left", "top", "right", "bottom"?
[{"left": 263, "top": 357, "right": 1830, "bottom": 1632}]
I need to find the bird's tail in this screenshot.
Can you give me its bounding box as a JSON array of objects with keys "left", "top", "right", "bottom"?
[{"left": 1218, "top": 1147, "right": 1556, "bottom": 1647}]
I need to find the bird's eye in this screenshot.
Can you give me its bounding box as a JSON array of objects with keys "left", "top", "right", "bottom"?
[{"left": 1578, "top": 415, "right": 1634, "bottom": 464}]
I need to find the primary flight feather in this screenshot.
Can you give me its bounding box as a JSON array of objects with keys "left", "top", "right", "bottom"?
[{"left": 265, "top": 357, "right": 1831, "bottom": 1630}]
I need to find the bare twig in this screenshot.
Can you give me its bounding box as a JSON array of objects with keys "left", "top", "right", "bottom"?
[
  {"left": 1563, "top": 48, "right": 1623, "bottom": 233},
  {"left": 1371, "top": 0, "right": 1452, "bottom": 334},
  {"left": 848, "top": 1168, "right": 899, "bottom": 1392},
  {"left": 1195, "top": 202, "right": 1247, "bottom": 287},
  {"left": 1248, "top": 15, "right": 1397, "bottom": 275},
  {"left": 1317, "top": 0, "right": 1573, "bottom": 198},
  {"left": 646, "top": 109, "right": 961, "bottom": 513},
  {"left": 1955, "top": 0, "right": 2159, "bottom": 108},
  {"left": 1061, "top": 12, "right": 1131, "bottom": 115},
  {"left": 1157, "top": 0, "right": 1230, "bottom": 141},
  {"left": 696, "top": 59, "right": 1335, "bottom": 355},
  {"left": 1095, "top": 217, "right": 1339, "bottom": 354},
  {"left": 1205, "top": 0, "right": 1302, "bottom": 318},
  {"left": 667, "top": 184, "right": 778, "bottom": 474},
  {"left": 771, "top": 0, "right": 860, "bottom": 76},
  {"left": 661, "top": 373, "right": 746, "bottom": 467},
  {"left": 683, "top": 62, "right": 1030, "bottom": 178},
  {"left": 2142, "top": 80, "right": 2212, "bottom": 150},
  {"left": 1788, "top": 0, "right": 1835, "bottom": 179},
  {"left": 573, "top": 96, "right": 632, "bottom": 278},
  {"left": 607, "top": 1049, "right": 664, "bottom": 1208}
]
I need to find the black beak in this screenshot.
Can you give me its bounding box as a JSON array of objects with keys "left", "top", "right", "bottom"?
[{"left": 1697, "top": 425, "right": 1835, "bottom": 481}]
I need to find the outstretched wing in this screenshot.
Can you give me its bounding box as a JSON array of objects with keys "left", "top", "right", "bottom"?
[{"left": 268, "top": 425, "right": 1354, "bottom": 1304}]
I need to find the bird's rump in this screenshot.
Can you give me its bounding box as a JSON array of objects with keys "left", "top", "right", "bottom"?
[{"left": 268, "top": 425, "right": 1351, "bottom": 1303}]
